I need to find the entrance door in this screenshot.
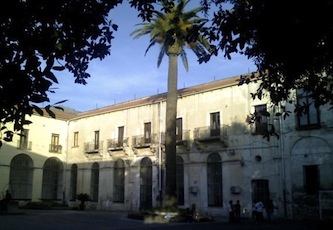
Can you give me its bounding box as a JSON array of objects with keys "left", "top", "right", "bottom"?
[
  {"left": 251, "top": 179, "right": 269, "bottom": 206},
  {"left": 140, "top": 157, "right": 152, "bottom": 210}
]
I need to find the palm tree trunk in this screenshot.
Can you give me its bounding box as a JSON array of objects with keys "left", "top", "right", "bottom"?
[{"left": 164, "top": 52, "right": 178, "bottom": 208}]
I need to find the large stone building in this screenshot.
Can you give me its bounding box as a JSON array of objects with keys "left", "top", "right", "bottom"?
[{"left": 1, "top": 75, "right": 332, "bottom": 219}]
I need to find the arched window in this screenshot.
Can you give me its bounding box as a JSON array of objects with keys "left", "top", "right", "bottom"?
[
  {"left": 91, "top": 162, "right": 99, "bottom": 202},
  {"left": 207, "top": 153, "right": 222, "bottom": 206},
  {"left": 42, "top": 157, "right": 63, "bottom": 200},
  {"left": 9, "top": 154, "right": 33, "bottom": 200},
  {"left": 176, "top": 156, "right": 184, "bottom": 205},
  {"left": 70, "top": 164, "right": 78, "bottom": 201},
  {"left": 140, "top": 157, "right": 152, "bottom": 210},
  {"left": 113, "top": 159, "right": 125, "bottom": 203}
]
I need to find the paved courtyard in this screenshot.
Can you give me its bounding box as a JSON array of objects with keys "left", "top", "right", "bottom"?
[{"left": 0, "top": 209, "right": 330, "bottom": 230}]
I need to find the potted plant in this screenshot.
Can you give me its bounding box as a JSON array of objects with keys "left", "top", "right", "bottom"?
[{"left": 77, "top": 193, "right": 90, "bottom": 210}]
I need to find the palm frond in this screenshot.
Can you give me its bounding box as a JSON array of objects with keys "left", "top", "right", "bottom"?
[
  {"left": 145, "top": 39, "right": 157, "bottom": 56},
  {"left": 157, "top": 45, "right": 167, "bottom": 67},
  {"left": 180, "top": 48, "right": 189, "bottom": 72},
  {"left": 131, "top": 0, "right": 210, "bottom": 71},
  {"left": 131, "top": 24, "right": 153, "bottom": 39}
]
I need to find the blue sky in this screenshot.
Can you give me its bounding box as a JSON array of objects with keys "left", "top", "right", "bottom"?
[{"left": 48, "top": 1, "right": 256, "bottom": 112}]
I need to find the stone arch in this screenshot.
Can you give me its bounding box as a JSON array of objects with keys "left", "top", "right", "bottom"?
[
  {"left": 91, "top": 162, "right": 100, "bottom": 201},
  {"left": 140, "top": 157, "right": 152, "bottom": 210},
  {"left": 113, "top": 158, "right": 125, "bottom": 203},
  {"left": 41, "top": 157, "right": 63, "bottom": 200},
  {"left": 207, "top": 153, "right": 222, "bottom": 206},
  {"left": 9, "top": 154, "right": 34, "bottom": 199}
]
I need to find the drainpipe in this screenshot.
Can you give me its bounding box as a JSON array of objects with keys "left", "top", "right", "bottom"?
[
  {"left": 158, "top": 101, "right": 163, "bottom": 206},
  {"left": 278, "top": 103, "right": 287, "bottom": 219},
  {"left": 63, "top": 120, "right": 70, "bottom": 204}
]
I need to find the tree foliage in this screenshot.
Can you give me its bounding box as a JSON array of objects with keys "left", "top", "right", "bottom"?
[
  {"left": 0, "top": 0, "right": 121, "bottom": 144},
  {"left": 1, "top": 0, "right": 333, "bottom": 145},
  {"left": 132, "top": 0, "right": 333, "bottom": 109},
  {"left": 131, "top": 0, "right": 212, "bottom": 71},
  {"left": 203, "top": 0, "right": 333, "bottom": 109}
]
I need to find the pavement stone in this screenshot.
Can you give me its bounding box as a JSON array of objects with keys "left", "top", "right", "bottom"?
[{"left": 0, "top": 209, "right": 331, "bottom": 230}]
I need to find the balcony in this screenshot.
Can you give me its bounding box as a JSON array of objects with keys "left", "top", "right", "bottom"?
[
  {"left": 84, "top": 141, "right": 103, "bottom": 154},
  {"left": 160, "top": 130, "right": 190, "bottom": 146},
  {"left": 17, "top": 141, "right": 32, "bottom": 150},
  {"left": 194, "top": 126, "right": 222, "bottom": 140},
  {"left": 107, "top": 138, "right": 128, "bottom": 151},
  {"left": 194, "top": 126, "right": 228, "bottom": 149},
  {"left": 132, "top": 134, "right": 157, "bottom": 148},
  {"left": 49, "top": 144, "right": 62, "bottom": 153}
]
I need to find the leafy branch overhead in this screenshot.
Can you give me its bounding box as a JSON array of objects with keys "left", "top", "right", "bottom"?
[
  {"left": 1, "top": 0, "right": 333, "bottom": 146},
  {"left": 0, "top": 0, "right": 121, "bottom": 141}
]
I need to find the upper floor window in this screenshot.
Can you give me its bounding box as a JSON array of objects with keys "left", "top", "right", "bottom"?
[
  {"left": 50, "top": 133, "right": 60, "bottom": 152},
  {"left": 296, "top": 89, "right": 320, "bottom": 129},
  {"left": 176, "top": 118, "right": 183, "bottom": 141},
  {"left": 94, "top": 131, "right": 100, "bottom": 150},
  {"left": 18, "top": 129, "right": 31, "bottom": 150},
  {"left": 144, "top": 122, "right": 151, "bottom": 144},
  {"left": 118, "top": 126, "right": 124, "bottom": 146},
  {"left": 73, "top": 132, "right": 79, "bottom": 147},
  {"left": 254, "top": 104, "right": 268, "bottom": 134},
  {"left": 210, "top": 112, "right": 220, "bottom": 136}
]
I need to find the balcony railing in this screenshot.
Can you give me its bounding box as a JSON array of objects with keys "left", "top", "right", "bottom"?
[
  {"left": 161, "top": 130, "right": 190, "bottom": 144},
  {"left": 84, "top": 141, "right": 103, "bottom": 153},
  {"left": 107, "top": 138, "right": 128, "bottom": 150},
  {"left": 17, "top": 141, "right": 32, "bottom": 150},
  {"left": 194, "top": 126, "right": 225, "bottom": 140},
  {"left": 132, "top": 134, "right": 157, "bottom": 148},
  {"left": 49, "top": 144, "right": 62, "bottom": 153}
]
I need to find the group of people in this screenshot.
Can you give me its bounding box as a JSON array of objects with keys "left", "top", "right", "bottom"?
[
  {"left": 228, "top": 199, "right": 276, "bottom": 223},
  {"left": 252, "top": 199, "right": 275, "bottom": 221},
  {"left": 228, "top": 200, "right": 241, "bottom": 223}
]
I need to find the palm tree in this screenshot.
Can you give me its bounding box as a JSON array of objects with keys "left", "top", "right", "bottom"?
[{"left": 131, "top": 0, "right": 212, "bottom": 208}]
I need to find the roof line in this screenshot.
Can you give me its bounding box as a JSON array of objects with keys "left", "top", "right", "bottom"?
[{"left": 70, "top": 74, "right": 246, "bottom": 120}]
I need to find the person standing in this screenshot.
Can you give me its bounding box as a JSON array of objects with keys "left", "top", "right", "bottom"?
[
  {"left": 1, "top": 190, "right": 11, "bottom": 213},
  {"left": 235, "top": 200, "right": 241, "bottom": 222},
  {"left": 252, "top": 202, "right": 257, "bottom": 220},
  {"left": 255, "top": 200, "right": 264, "bottom": 221},
  {"left": 228, "top": 200, "right": 235, "bottom": 223},
  {"left": 266, "top": 199, "right": 275, "bottom": 221}
]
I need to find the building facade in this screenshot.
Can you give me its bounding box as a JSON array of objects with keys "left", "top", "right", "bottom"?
[{"left": 1, "top": 75, "right": 332, "bottom": 219}]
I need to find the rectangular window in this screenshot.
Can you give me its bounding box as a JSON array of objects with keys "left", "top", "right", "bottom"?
[
  {"left": 73, "top": 132, "right": 79, "bottom": 147},
  {"left": 176, "top": 118, "right": 183, "bottom": 141},
  {"left": 19, "top": 129, "right": 30, "bottom": 149},
  {"left": 118, "top": 126, "right": 124, "bottom": 147},
  {"left": 50, "top": 133, "right": 60, "bottom": 152},
  {"left": 94, "top": 131, "right": 99, "bottom": 150},
  {"left": 144, "top": 122, "right": 151, "bottom": 144},
  {"left": 304, "top": 165, "right": 319, "bottom": 195},
  {"left": 210, "top": 112, "right": 220, "bottom": 136},
  {"left": 297, "top": 89, "right": 320, "bottom": 129},
  {"left": 255, "top": 104, "right": 268, "bottom": 134}
]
